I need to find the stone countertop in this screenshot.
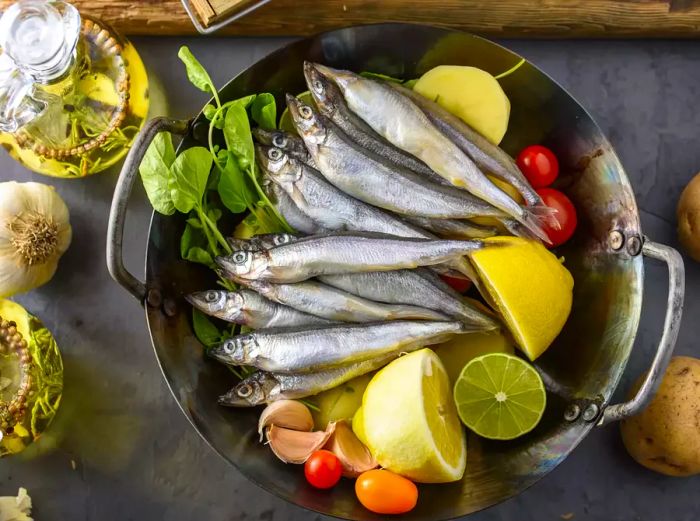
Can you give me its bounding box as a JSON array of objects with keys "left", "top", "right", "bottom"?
[{"left": 2, "top": 36, "right": 699, "bottom": 521}]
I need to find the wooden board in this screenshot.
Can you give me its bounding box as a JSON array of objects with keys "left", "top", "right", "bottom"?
[{"left": 4, "top": 0, "right": 700, "bottom": 37}]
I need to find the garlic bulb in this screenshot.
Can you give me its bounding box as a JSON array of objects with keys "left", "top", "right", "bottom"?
[{"left": 0, "top": 182, "right": 72, "bottom": 297}]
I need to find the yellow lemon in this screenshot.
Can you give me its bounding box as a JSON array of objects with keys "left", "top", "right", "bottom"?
[
  {"left": 436, "top": 330, "right": 515, "bottom": 385},
  {"left": 470, "top": 237, "right": 573, "bottom": 360}
]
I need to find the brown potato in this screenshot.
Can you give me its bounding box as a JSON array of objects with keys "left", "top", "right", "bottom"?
[
  {"left": 620, "top": 356, "right": 700, "bottom": 476},
  {"left": 677, "top": 172, "right": 700, "bottom": 262}
]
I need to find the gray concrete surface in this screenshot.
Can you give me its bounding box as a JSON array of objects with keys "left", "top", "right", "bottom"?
[{"left": 1, "top": 36, "right": 699, "bottom": 521}]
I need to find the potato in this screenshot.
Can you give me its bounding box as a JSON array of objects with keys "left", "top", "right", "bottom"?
[
  {"left": 311, "top": 373, "right": 372, "bottom": 429},
  {"left": 413, "top": 65, "right": 510, "bottom": 144},
  {"left": 435, "top": 330, "right": 515, "bottom": 385},
  {"left": 620, "top": 356, "right": 700, "bottom": 476},
  {"left": 677, "top": 172, "right": 700, "bottom": 262}
]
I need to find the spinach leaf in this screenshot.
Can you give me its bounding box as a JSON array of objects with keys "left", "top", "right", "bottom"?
[
  {"left": 180, "top": 221, "right": 204, "bottom": 257},
  {"left": 192, "top": 309, "right": 222, "bottom": 349},
  {"left": 183, "top": 246, "right": 214, "bottom": 267},
  {"left": 251, "top": 93, "right": 277, "bottom": 130},
  {"left": 178, "top": 46, "right": 220, "bottom": 106},
  {"left": 223, "top": 102, "right": 254, "bottom": 171},
  {"left": 169, "top": 146, "right": 213, "bottom": 213},
  {"left": 139, "top": 132, "right": 176, "bottom": 215},
  {"left": 203, "top": 104, "right": 217, "bottom": 120},
  {"left": 218, "top": 152, "right": 252, "bottom": 214}
]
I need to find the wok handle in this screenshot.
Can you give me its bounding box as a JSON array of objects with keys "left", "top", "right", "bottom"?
[
  {"left": 106, "top": 117, "right": 190, "bottom": 302},
  {"left": 598, "top": 240, "right": 685, "bottom": 426}
]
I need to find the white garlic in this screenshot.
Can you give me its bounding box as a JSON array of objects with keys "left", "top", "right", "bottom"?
[{"left": 0, "top": 182, "right": 71, "bottom": 297}]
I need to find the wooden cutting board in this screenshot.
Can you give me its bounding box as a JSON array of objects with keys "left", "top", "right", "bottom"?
[{"left": 2, "top": 0, "right": 700, "bottom": 37}]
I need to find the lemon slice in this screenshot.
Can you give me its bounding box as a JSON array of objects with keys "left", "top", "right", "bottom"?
[
  {"left": 362, "top": 348, "right": 466, "bottom": 483},
  {"left": 454, "top": 353, "right": 546, "bottom": 440},
  {"left": 470, "top": 236, "right": 573, "bottom": 360},
  {"left": 279, "top": 91, "right": 316, "bottom": 133}
]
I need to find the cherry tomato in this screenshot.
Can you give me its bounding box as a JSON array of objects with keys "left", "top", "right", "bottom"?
[
  {"left": 355, "top": 469, "right": 418, "bottom": 514},
  {"left": 536, "top": 188, "right": 577, "bottom": 247},
  {"left": 305, "top": 450, "right": 342, "bottom": 489},
  {"left": 517, "top": 145, "right": 559, "bottom": 188},
  {"left": 440, "top": 275, "right": 472, "bottom": 294}
]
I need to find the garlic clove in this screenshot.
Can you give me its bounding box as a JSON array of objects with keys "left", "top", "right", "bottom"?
[
  {"left": 325, "top": 420, "right": 378, "bottom": 477},
  {"left": 266, "top": 422, "right": 336, "bottom": 464},
  {"left": 258, "top": 400, "right": 314, "bottom": 441}
]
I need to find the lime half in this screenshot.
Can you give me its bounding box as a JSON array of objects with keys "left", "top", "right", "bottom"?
[
  {"left": 454, "top": 353, "right": 546, "bottom": 440},
  {"left": 279, "top": 91, "right": 316, "bottom": 133}
]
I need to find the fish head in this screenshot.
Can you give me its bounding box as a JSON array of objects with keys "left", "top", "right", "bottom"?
[
  {"left": 255, "top": 145, "right": 300, "bottom": 189},
  {"left": 252, "top": 127, "right": 275, "bottom": 145},
  {"left": 309, "top": 63, "right": 358, "bottom": 93},
  {"left": 258, "top": 232, "right": 298, "bottom": 249},
  {"left": 210, "top": 333, "right": 257, "bottom": 365},
  {"left": 215, "top": 250, "right": 269, "bottom": 280},
  {"left": 285, "top": 93, "right": 326, "bottom": 148},
  {"left": 218, "top": 372, "right": 275, "bottom": 407},
  {"left": 227, "top": 237, "right": 258, "bottom": 252},
  {"left": 303, "top": 61, "right": 340, "bottom": 114},
  {"left": 185, "top": 289, "right": 233, "bottom": 317}
]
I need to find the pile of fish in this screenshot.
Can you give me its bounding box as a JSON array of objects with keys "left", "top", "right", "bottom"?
[{"left": 188, "top": 63, "right": 553, "bottom": 408}]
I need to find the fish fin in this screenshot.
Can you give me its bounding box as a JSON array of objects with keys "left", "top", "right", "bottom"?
[
  {"left": 530, "top": 203, "right": 561, "bottom": 230},
  {"left": 507, "top": 207, "right": 555, "bottom": 245},
  {"left": 500, "top": 217, "right": 549, "bottom": 244}
]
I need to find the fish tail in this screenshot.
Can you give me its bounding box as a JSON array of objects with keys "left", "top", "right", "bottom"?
[
  {"left": 530, "top": 203, "right": 561, "bottom": 230},
  {"left": 500, "top": 217, "right": 549, "bottom": 244}
]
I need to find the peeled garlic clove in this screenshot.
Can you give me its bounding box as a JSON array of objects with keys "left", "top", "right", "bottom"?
[
  {"left": 325, "top": 421, "right": 377, "bottom": 477},
  {"left": 258, "top": 400, "right": 314, "bottom": 441},
  {"left": 266, "top": 423, "right": 336, "bottom": 464}
]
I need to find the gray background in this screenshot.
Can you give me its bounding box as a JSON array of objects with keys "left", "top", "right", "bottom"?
[{"left": 2, "top": 36, "right": 699, "bottom": 520}]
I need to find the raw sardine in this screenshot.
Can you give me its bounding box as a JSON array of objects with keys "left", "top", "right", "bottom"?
[
  {"left": 228, "top": 232, "right": 297, "bottom": 252},
  {"left": 186, "top": 289, "right": 332, "bottom": 328},
  {"left": 391, "top": 82, "right": 543, "bottom": 207},
  {"left": 219, "top": 355, "right": 395, "bottom": 406},
  {"left": 215, "top": 232, "right": 489, "bottom": 283},
  {"left": 319, "top": 270, "right": 499, "bottom": 329},
  {"left": 263, "top": 180, "right": 328, "bottom": 235},
  {"left": 404, "top": 215, "right": 498, "bottom": 239},
  {"left": 253, "top": 128, "right": 316, "bottom": 167},
  {"left": 209, "top": 320, "right": 464, "bottom": 372},
  {"left": 311, "top": 63, "right": 554, "bottom": 242},
  {"left": 237, "top": 278, "right": 449, "bottom": 322}
]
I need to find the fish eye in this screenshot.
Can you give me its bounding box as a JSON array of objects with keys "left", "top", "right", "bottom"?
[
  {"left": 272, "top": 135, "right": 287, "bottom": 148},
  {"left": 232, "top": 251, "right": 249, "bottom": 264},
  {"left": 205, "top": 291, "right": 219, "bottom": 302},
  {"left": 299, "top": 105, "right": 313, "bottom": 119},
  {"left": 237, "top": 384, "right": 253, "bottom": 398},
  {"left": 223, "top": 340, "right": 235, "bottom": 354},
  {"left": 273, "top": 235, "right": 289, "bottom": 246},
  {"left": 268, "top": 148, "right": 282, "bottom": 160},
  {"left": 312, "top": 80, "right": 323, "bottom": 93}
]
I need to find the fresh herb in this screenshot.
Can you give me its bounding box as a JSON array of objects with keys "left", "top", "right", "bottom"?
[
  {"left": 192, "top": 309, "right": 223, "bottom": 348},
  {"left": 360, "top": 71, "right": 419, "bottom": 90},
  {"left": 178, "top": 46, "right": 221, "bottom": 108},
  {"left": 139, "top": 132, "right": 176, "bottom": 215},
  {"left": 494, "top": 58, "right": 526, "bottom": 80},
  {"left": 250, "top": 93, "right": 277, "bottom": 131}
]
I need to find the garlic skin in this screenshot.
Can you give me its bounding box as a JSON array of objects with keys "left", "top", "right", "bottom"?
[
  {"left": 0, "top": 182, "right": 72, "bottom": 297},
  {"left": 266, "top": 423, "right": 336, "bottom": 464},
  {"left": 258, "top": 400, "right": 314, "bottom": 441}
]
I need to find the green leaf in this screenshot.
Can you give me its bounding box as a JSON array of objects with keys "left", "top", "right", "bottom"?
[
  {"left": 218, "top": 152, "right": 252, "bottom": 214},
  {"left": 184, "top": 246, "right": 214, "bottom": 266},
  {"left": 403, "top": 78, "right": 418, "bottom": 89},
  {"left": 203, "top": 104, "right": 217, "bottom": 120},
  {"left": 169, "top": 146, "right": 213, "bottom": 213},
  {"left": 223, "top": 102, "right": 254, "bottom": 171},
  {"left": 251, "top": 93, "right": 277, "bottom": 130},
  {"left": 178, "top": 46, "right": 217, "bottom": 97},
  {"left": 192, "top": 308, "right": 222, "bottom": 348},
  {"left": 360, "top": 71, "right": 403, "bottom": 83},
  {"left": 208, "top": 207, "right": 223, "bottom": 222},
  {"left": 139, "top": 132, "right": 176, "bottom": 215},
  {"left": 185, "top": 217, "right": 203, "bottom": 229}
]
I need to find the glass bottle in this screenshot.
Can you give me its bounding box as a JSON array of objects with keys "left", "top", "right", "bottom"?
[{"left": 0, "top": 0, "right": 149, "bottom": 178}]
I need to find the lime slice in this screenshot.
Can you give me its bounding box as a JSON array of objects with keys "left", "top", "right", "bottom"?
[
  {"left": 279, "top": 91, "right": 316, "bottom": 133},
  {"left": 454, "top": 353, "right": 546, "bottom": 440},
  {"left": 362, "top": 348, "right": 466, "bottom": 483}
]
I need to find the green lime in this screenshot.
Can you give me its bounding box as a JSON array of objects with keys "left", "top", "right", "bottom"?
[
  {"left": 453, "top": 353, "right": 546, "bottom": 440},
  {"left": 278, "top": 91, "right": 316, "bottom": 133}
]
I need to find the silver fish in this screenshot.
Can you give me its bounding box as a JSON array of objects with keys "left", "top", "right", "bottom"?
[
  {"left": 186, "top": 289, "right": 332, "bottom": 328},
  {"left": 215, "top": 232, "right": 488, "bottom": 283},
  {"left": 286, "top": 94, "right": 506, "bottom": 221},
  {"left": 263, "top": 180, "right": 328, "bottom": 235},
  {"left": 303, "top": 62, "right": 445, "bottom": 185},
  {"left": 319, "top": 270, "right": 499, "bottom": 329},
  {"left": 253, "top": 127, "right": 316, "bottom": 167},
  {"left": 219, "top": 355, "right": 395, "bottom": 406},
  {"left": 390, "top": 82, "right": 543, "bottom": 207},
  {"left": 404, "top": 215, "right": 498, "bottom": 239},
  {"left": 237, "top": 278, "right": 449, "bottom": 322},
  {"left": 209, "top": 320, "right": 465, "bottom": 373},
  {"left": 227, "top": 233, "right": 298, "bottom": 252},
  {"left": 311, "top": 63, "right": 554, "bottom": 242}
]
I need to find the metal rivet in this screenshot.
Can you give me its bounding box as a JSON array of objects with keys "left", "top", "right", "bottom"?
[
  {"left": 163, "top": 298, "right": 177, "bottom": 317},
  {"left": 609, "top": 230, "right": 625, "bottom": 251},
  {"left": 626, "top": 235, "right": 643, "bottom": 257},
  {"left": 146, "top": 289, "right": 162, "bottom": 308},
  {"left": 582, "top": 403, "right": 600, "bottom": 422},
  {"left": 564, "top": 404, "right": 580, "bottom": 421}
]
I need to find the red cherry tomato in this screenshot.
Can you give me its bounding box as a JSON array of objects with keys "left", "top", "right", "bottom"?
[
  {"left": 536, "top": 188, "right": 577, "bottom": 247},
  {"left": 355, "top": 469, "right": 418, "bottom": 514},
  {"left": 305, "top": 450, "right": 342, "bottom": 489},
  {"left": 517, "top": 145, "right": 559, "bottom": 188},
  {"left": 440, "top": 275, "right": 472, "bottom": 294}
]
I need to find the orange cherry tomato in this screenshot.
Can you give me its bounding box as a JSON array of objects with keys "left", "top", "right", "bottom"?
[
  {"left": 355, "top": 469, "right": 418, "bottom": 515},
  {"left": 305, "top": 450, "right": 342, "bottom": 489},
  {"left": 440, "top": 275, "right": 472, "bottom": 294}
]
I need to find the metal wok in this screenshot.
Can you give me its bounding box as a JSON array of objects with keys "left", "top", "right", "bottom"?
[{"left": 106, "top": 24, "right": 684, "bottom": 520}]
